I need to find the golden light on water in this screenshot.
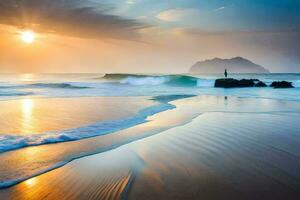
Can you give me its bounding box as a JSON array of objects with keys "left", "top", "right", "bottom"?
[
  {"left": 25, "top": 177, "right": 37, "bottom": 187},
  {"left": 20, "top": 73, "right": 34, "bottom": 81},
  {"left": 21, "top": 99, "right": 34, "bottom": 134},
  {"left": 20, "top": 30, "right": 36, "bottom": 44},
  {"left": 22, "top": 99, "right": 33, "bottom": 115}
]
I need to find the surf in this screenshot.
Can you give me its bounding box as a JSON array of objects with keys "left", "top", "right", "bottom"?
[
  {"left": 103, "top": 74, "right": 201, "bottom": 87},
  {"left": 0, "top": 95, "right": 194, "bottom": 154}
]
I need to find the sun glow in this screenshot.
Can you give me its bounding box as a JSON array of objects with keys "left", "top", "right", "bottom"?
[{"left": 20, "top": 30, "right": 36, "bottom": 44}]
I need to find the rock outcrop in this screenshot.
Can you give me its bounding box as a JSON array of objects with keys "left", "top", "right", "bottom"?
[
  {"left": 214, "top": 79, "right": 294, "bottom": 88},
  {"left": 270, "top": 81, "right": 294, "bottom": 88},
  {"left": 214, "top": 78, "right": 256, "bottom": 88},
  {"left": 254, "top": 81, "right": 267, "bottom": 87}
]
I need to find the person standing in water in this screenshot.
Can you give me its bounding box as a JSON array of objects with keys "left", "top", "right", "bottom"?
[{"left": 224, "top": 69, "right": 228, "bottom": 78}]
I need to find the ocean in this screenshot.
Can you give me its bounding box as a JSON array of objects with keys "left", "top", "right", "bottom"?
[
  {"left": 1, "top": 73, "right": 300, "bottom": 99},
  {"left": 1, "top": 73, "right": 300, "bottom": 151},
  {"left": 0, "top": 73, "right": 300, "bottom": 189}
]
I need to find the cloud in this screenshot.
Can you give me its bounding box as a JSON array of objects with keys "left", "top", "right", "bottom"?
[
  {"left": 0, "top": 0, "right": 147, "bottom": 40},
  {"left": 127, "top": 0, "right": 135, "bottom": 4},
  {"left": 214, "top": 6, "right": 225, "bottom": 11},
  {"left": 156, "top": 8, "right": 200, "bottom": 22}
]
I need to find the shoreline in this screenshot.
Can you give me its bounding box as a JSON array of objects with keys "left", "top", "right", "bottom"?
[
  {"left": 0, "top": 96, "right": 299, "bottom": 199},
  {"left": 0, "top": 95, "right": 202, "bottom": 189}
]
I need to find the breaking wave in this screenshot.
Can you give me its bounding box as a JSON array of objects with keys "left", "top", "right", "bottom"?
[
  {"left": 102, "top": 73, "right": 300, "bottom": 88},
  {"left": 103, "top": 74, "right": 202, "bottom": 87},
  {"left": 0, "top": 103, "right": 173, "bottom": 153},
  {"left": 0, "top": 95, "right": 194, "bottom": 153}
]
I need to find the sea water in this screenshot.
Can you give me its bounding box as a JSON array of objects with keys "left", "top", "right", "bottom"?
[
  {"left": 0, "top": 73, "right": 300, "bottom": 100},
  {"left": 0, "top": 72, "right": 299, "bottom": 151},
  {"left": 0, "top": 73, "right": 300, "bottom": 188}
]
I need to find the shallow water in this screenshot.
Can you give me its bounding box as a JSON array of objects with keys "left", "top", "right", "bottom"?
[
  {"left": 0, "top": 96, "right": 299, "bottom": 200},
  {"left": 0, "top": 73, "right": 300, "bottom": 199},
  {"left": 0, "top": 97, "right": 152, "bottom": 136},
  {"left": 0, "top": 96, "right": 162, "bottom": 153},
  {"left": 0, "top": 95, "right": 197, "bottom": 188}
]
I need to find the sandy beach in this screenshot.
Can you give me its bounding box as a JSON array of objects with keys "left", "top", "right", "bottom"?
[
  {"left": 0, "top": 95, "right": 299, "bottom": 200},
  {"left": 1, "top": 1, "right": 300, "bottom": 198}
]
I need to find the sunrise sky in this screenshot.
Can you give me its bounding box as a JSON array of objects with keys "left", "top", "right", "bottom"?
[{"left": 0, "top": 0, "right": 299, "bottom": 73}]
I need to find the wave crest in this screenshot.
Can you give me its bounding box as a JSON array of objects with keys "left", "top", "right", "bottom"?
[
  {"left": 102, "top": 73, "right": 300, "bottom": 88},
  {"left": 104, "top": 74, "right": 200, "bottom": 87},
  {"left": 0, "top": 90, "right": 33, "bottom": 97},
  {"left": 29, "top": 83, "right": 90, "bottom": 89}
]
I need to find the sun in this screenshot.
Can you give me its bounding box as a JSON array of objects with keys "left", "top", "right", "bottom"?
[{"left": 20, "top": 30, "right": 36, "bottom": 44}]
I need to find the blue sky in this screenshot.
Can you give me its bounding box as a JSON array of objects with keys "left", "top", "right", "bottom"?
[{"left": 107, "top": 0, "right": 300, "bottom": 31}]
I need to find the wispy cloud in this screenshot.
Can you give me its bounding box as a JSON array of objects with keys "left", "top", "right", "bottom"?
[
  {"left": 127, "top": 0, "right": 135, "bottom": 4},
  {"left": 214, "top": 6, "right": 225, "bottom": 11},
  {"left": 156, "top": 8, "right": 200, "bottom": 22}
]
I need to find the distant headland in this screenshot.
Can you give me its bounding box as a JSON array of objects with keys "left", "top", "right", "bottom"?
[{"left": 190, "top": 57, "right": 269, "bottom": 73}]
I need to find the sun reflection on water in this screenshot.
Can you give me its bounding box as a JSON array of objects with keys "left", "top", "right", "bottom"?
[
  {"left": 22, "top": 99, "right": 33, "bottom": 115},
  {"left": 19, "top": 73, "right": 34, "bottom": 82},
  {"left": 25, "top": 177, "right": 37, "bottom": 187},
  {"left": 21, "top": 98, "right": 34, "bottom": 134}
]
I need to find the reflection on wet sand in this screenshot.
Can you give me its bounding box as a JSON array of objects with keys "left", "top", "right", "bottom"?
[
  {"left": 1, "top": 149, "right": 140, "bottom": 200},
  {"left": 0, "top": 97, "right": 153, "bottom": 135},
  {"left": 0, "top": 96, "right": 203, "bottom": 188},
  {"left": 0, "top": 96, "right": 300, "bottom": 200}
]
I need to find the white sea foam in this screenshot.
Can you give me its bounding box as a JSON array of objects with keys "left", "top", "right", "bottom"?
[
  {"left": 120, "top": 76, "right": 170, "bottom": 85},
  {"left": 0, "top": 101, "right": 176, "bottom": 153},
  {"left": 196, "top": 79, "right": 215, "bottom": 88},
  {"left": 292, "top": 80, "right": 300, "bottom": 87}
]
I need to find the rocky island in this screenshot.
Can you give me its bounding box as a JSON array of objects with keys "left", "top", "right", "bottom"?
[{"left": 190, "top": 57, "right": 269, "bottom": 73}]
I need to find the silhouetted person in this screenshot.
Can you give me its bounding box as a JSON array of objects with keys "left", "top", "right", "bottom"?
[{"left": 224, "top": 69, "right": 228, "bottom": 78}]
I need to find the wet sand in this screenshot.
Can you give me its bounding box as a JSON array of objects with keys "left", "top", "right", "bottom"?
[
  {"left": 0, "top": 95, "right": 202, "bottom": 188},
  {"left": 1, "top": 96, "right": 300, "bottom": 200}
]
